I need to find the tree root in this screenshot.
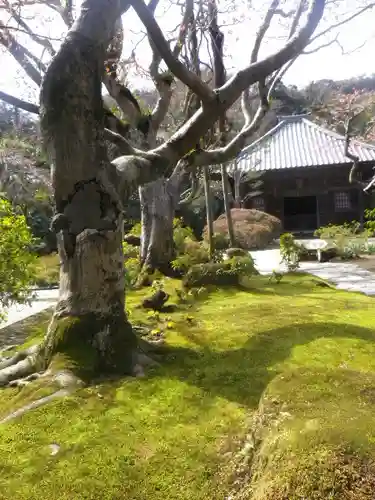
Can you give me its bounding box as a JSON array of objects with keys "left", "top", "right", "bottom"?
[
  {"left": 138, "top": 337, "right": 166, "bottom": 353},
  {"left": 0, "top": 318, "right": 169, "bottom": 423},
  {"left": 0, "top": 388, "right": 70, "bottom": 424},
  {"left": 0, "top": 336, "right": 163, "bottom": 387},
  {"left": 0, "top": 345, "right": 41, "bottom": 388}
]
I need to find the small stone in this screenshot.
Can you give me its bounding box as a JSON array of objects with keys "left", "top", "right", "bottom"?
[
  {"left": 97, "top": 393, "right": 103, "bottom": 399},
  {"left": 133, "top": 364, "right": 145, "bottom": 378},
  {"left": 280, "top": 411, "right": 292, "bottom": 418},
  {"left": 49, "top": 443, "right": 60, "bottom": 456},
  {"left": 53, "top": 370, "right": 84, "bottom": 388}
]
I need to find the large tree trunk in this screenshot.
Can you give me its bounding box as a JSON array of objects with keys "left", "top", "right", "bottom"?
[
  {"left": 138, "top": 177, "right": 180, "bottom": 283},
  {"left": 38, "top": 0, "right": 138, "bottom": 377}
]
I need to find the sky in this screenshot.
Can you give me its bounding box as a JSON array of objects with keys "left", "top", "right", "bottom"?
[{"left": 1, "top": 0, "right": 375, "bottom": 105}]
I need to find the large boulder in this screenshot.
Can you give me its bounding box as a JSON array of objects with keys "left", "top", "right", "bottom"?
[{"left": 204, "top": 209, "right": 281, "bottom": 250}]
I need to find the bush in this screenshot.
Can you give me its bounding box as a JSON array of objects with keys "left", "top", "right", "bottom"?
[
  {"left": 173, "top": 217, "right": 195, "bottom": 253},
  {"left": 212, "top": 232, "right": 230, "bottom": 250},
  {"left": 314, "top": 221, "right": 362, "bottom": 239},
  {"left": 226, "top": 247, "right": 249, "bottom": 258},
  {"left": 182, "top": 255, "right": 257, "bottom": 288},
  {"left": 204, "top": 209, "right": 281, "bottom": 250},
  {"left": 365, "top": 208, "right": 375, "bottom": 236},
  {"left": 0, "top": 197, "right": 37, "bottom": 319},
  {"left": 123, "top": 239, "right": 140, "bottom": 288},
  {"left": 280, "top": 233, "right": 302, "bottom": 271},
  {"left": 171, "top": 218, "right": 217, "bottom": 273},
  {"left": 314, "top": 222, "right": 368, "bottom": 260},
  {"left": 172, "top": 239, "right": 210, "bottom": 272}
]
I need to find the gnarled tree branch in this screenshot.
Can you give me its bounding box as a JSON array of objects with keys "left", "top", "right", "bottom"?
[
  {"left": 130, "top": 0, "right": 215, "bottom": 102},
  {"left": 0, "top": 90, "right": 39, "bottom": 114},
  {"left": 345, "top": 117, "right": 367, "bottom": 190},
  {"left": 0, "top": 20, "right": 43, "bottom": 86},
  {"left": 5, "top": 0, "right": 56, "bottom": 57},
  {"left": 152, "top": 0, "right": 325, "bottom": 163}
]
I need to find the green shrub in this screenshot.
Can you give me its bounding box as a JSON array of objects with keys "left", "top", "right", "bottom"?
[
  {"left": 173, "top": 217, "right": 195, "bottom": 253},
  {"left": 212, "top": 232, "right": 230, "bottom": 250},
  {"left": 171, "top": 218, "right": 214, "bottom": 273},
  {"left": 171, "top": 239, "right": 210, "bottom": 272},
  {"left": 123, "top": 238, "right": 140, "bottom": 288},
  {"left": 314, "top": 221, "right": 362, "bottom": 239},
  {"left": 226, "top": 247, "right": 249, "bottom": 258},
  {"left": 0, "top": 196, "right": 37, "bottom": 319},
  {"left": 33, "top": 253, "right": 60, "bottom": 288},
  {"left": 314, "top": 222, "right": 368, "bottom": 260},
  {"left": 182, "top": 255, "right": 257, "bottom": 288},
  {"left": 124, "top": 257, "right": 140, "bottom": 288},
  {"left": 129, "top": 222, "right": 142, "bottom": 237},
  {"left": 123, "top": 240, "right": 139, "bottom": 260},
  {"left": 280, "top": 233, "right": 302, "bottom": 271},
  {"left": 366, "top": 243, "right": 375, "bottom": 255},
  {"left": 365, "top": 208, "right": 375, "bottom": 236}
]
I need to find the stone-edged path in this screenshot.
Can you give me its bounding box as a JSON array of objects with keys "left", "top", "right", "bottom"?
[
  {"left": 0, "top": 288, "right": 59, "bottom": 330},
  {"left": 250, "top": 249, "right": 375, "bottom": 296}
]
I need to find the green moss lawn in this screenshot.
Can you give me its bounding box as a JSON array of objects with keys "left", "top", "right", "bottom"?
[
  {"left": 33, "top": 253, "right": 60, "bottom": 288},
  {"left": 1, "top": 274, "right": 375, "bottom": 499}
]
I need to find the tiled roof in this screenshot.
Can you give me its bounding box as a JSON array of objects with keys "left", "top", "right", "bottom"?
[{"left": 229, "top": 115, "right": 375, "bottom": 173}]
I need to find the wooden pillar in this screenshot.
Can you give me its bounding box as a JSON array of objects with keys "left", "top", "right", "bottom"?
[{"left": 359, "top": 188, "right": 364, "bottom": 230}]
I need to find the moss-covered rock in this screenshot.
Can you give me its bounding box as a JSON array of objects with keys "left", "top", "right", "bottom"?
[
  {"left": 226, "top": 247, "right": 249, "bottom": 258},
  {"left": 183, "top": 256, "right": 257, "bottom": 288}
]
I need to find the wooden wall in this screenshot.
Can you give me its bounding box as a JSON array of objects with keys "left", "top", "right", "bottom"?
[{"left": 243, "top": 162, "right": 375, "bottom": 231}]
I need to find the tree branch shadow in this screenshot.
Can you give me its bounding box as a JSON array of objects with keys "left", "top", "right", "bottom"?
[{"left": 153, "top": 322, "right": 375, "bottom": 409}]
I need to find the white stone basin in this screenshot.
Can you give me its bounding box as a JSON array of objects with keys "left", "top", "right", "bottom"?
[{"left": 296, "top": 239, "right": 332, "bottom": 251}]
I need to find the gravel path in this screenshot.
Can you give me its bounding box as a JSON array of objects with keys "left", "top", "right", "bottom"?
[
  {"left": 0, "top": 289, "right": 59, "bottom": 331},
  {"left": 250, "top": 249, "right": 375, "bottom": 296}
]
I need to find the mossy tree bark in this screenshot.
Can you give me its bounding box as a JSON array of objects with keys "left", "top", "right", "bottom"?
[
  {"left": 0, "top": 0, "right": 325, "bottom": 386},
  {"left": 38, "top": 0, "right": 143, "bottom": 377},
  {"left": 139, "top": 178, "right": 177, "bottom": 278},
  {"left": 137, "top": 159, "right": 190, "bottom": 282}
]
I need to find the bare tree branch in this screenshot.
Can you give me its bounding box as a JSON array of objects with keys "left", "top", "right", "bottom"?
[
  {"left": 5, "top": 0, "right": 56, "bottom": 56},
  {"left": 178, "top": 171, "right": 200, "bottom": 205},
  {"left": 218, "top": 0, "right": 324, "bottom": 103},
  {"left": 242, "top": 0, "right": 281, "bottom": 123},
  {"left": 308, "top": 2, "right": 375, "bottom": 48},
  {"left": 0, "top": 20, "right": 42, "bottom": 86},
  {"left": 288, "top": 0, "right": 306, "bottom": 38},
  {"left": 147, "top": 0, "right": 193, "bottom": 143},
  {"left": 0, "top": 90, "right": 39, "bottom": 114},
  {"left": 103, "top": 128, "right": 140, "bottom": 155},
  {"left": 130, "top": 0, "right": 215, "bottom": 102},
  {"left": 103, "top": 18, "right": 146, "bottom": 130},
  {"left": 345, "top": 117, "right": 367, "bottom": 190},
  {"left": 178, "top": 0, "right": 321, "bottom": 166}
]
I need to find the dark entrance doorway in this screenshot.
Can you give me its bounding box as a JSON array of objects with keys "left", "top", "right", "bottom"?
[{"left": 283, "top": 195, "right": 317, "bottom": 231}]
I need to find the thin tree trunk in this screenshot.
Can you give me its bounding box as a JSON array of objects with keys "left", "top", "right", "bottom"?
[
  {"left": 221, "top": 163, "right": 235, "bottom": 246},
  {"left": 38, "top": 0, "right": 138, "bottom": 376},
  {"left": 203, "top": 166, "right": 214, "bottom": 259},
  {"left": 209, "top": 0, "right": 235, "bottom": 248},
  {"left": 233, "top": 162, "right": 242, "bottom": 208}
]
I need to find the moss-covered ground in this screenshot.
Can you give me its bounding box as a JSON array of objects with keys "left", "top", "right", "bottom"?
[
  {"left": 0, "top": 274, "right": 375, "bottom": 499},
  {"left": 33, "top": 253, "right": 60, "bottom": 288}
]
